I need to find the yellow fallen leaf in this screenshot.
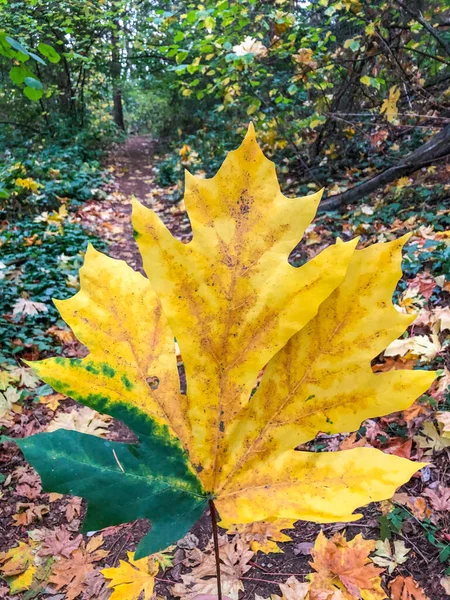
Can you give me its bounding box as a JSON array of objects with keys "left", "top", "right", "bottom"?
[{"left": 101, "top": 552, "right": 160, "bottom": 600}]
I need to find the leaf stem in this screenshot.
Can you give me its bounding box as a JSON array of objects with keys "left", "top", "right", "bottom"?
[{"left": 209, "top": 498, "right": 223, "bottom": 600}]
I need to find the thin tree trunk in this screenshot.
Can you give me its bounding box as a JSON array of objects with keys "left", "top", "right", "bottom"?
[
  {"left": 111, "top": 22, "right": 125, "bottom": 130},
  {"left": 319, "top": 124, "right": 450, "bottom": 211}
]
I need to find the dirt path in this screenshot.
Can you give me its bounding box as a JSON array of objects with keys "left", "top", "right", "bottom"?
[{"left": 82, "top": 135, "right": 191, "bottom": 272}]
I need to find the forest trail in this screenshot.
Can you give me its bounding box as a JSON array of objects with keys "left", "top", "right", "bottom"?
[
  {"left": 97, "top": 134, "right": 192, "bottom": 270},
  {"left": 100, "top": 135, "right": 158, "bottom": 271}
]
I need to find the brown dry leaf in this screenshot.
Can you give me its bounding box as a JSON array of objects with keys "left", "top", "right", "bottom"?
[
  {"left": 49, "top": 535, "right": 108, "bottom": 600},
  {"left": 12, "top": 503, "right": 49, "bottom": 526},
  {"left": 423, "top": 486, "right": 450, "bottom": 511},
  {"left": 46, "top": 406, "right": 111, "bottom": 437},
  {"left": 384, "top": 334, "right": 441, "bottom": 362},
  {"left": 173, "top": 536, "right": 254, "bottom": 600},
  {"left": 39, "top": 527, "right": 82, "bottom": 558},
  {"left": 392, "top": 493, "right": 432, "bottom": 520},
  {"left": 432, "top": 368, "right": 450, "bottom": 401},
  {"left": 47, "top": 325, "right": 76, "bottom": 344},
  {"left": 402, "top": 402, "right": 429, "bottom": 424},
  {"left": 15, "top": 481, "right": 42, "bottom": 500},
  {"left": 414, "top": 421, "right": 450, "bottom": 454},
  {"left": 436, "top": 413, "right": 450, "bottom": 439},
  {"left": 65, "top": 496, "right": 82, "bottom": 522},
  {"left": 278, "top": 575, "right": 309, "bottom": 600},
  {"left": 389, "top": 575, "right": 430, "bottom": 599},
  {"left": 372, "top": 357, "right": 417, "bottom": 373},
  {"left": 339, "top": 433, "right": 368, "bottom": 450},
  {"left": 222, "top": 518, "right": 295, "bottom": 554},
  {"left": 308, "top": 531, "right": 385, "bottom": 599},
  {"left": 82, "top": 570, "right": 110, "bottom": 600},
  {"left": 383, "top": 438, "right": 412, "bottom": 460}
]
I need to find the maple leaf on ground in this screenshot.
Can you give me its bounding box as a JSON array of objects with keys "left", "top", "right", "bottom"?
[
  {"left": 46, "top": 406, "right": 111, "bottom": 437},
  {"left": 308, "top": 531, "right": 385, "bottom": 600},
  {"left": 0, "top": 369, "right": 18, "bottom": 391},
  {"left": 0, "top": 541, "right": 37, "bottom": 594},
  {"left": 414, "top": 421, "right": 450, "bottom": 454},
  {"left": 11, "top": 367, "right": 40, "bottom": 389},
  {"left": 389, "top": 575, "right": 430, "bottom": 599},
  {"left": 15, "top": 479, "right": 42, "bottom": 500},
  {"left": 173, "top": 536, "right": 254, "bottom": 600},
  {"left": 39, "top": 526, "right": 82, "bottom": 558},
  {"left": 101, "top": 551, "right": 162, "bottom": 600},
  {"left": 384, "top": 334, "right": 441, "bottom": 362},
  {"left": 12, "top": 502, "right": 49, "bottom": 526},
  {"left": 39, "top": 392, "right": 65, "bottom": 412},
  {"left": 392, "top": 493, "right": 431, "bottom": 521},
  {"left": 65, "top": 496, "right": 82, "bottom": 522},
  {"left": 49, "top": 535, "right": 108, "bottom": 600},
  {"left": 12, "top": 298, "right": 48, "bottom": 316},
  {"left": 372, "top": 540, "right": 410, "bottom": 574},
  {"left": 0, "top": 387, "right": 21, "bottom": 424},
  {"left": 436, "top": 412, "right": 450, "bottom": 439},
  {"left": 5, "top": 126, "right": 435, "bottom": 558},
  {"left": 278, "top": 575, "right": 309, "bottom": 600},
  {"left": 221, "top": 518, "right": 296, "bottom": 554},
  {"left": 423, "top": 486, "right": 450, "bottom": 511}
]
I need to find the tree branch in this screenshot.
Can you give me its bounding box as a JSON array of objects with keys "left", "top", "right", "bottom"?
[
  {"left": 394, "top": 0, "right": 450, "bottom": 57},
  {"left": 319, "top": 124, "right": 450, "bottom": 211}
]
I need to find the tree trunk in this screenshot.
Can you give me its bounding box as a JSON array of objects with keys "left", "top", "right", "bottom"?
[
  {"left": 319, "top": 124, "right": 450, "bottom": 211},
  {"left": 112, "top": 86, "right": 125, "bottom": 130},
  {"left": 111, "top": 23, "right": 125, "bottom": 130}
]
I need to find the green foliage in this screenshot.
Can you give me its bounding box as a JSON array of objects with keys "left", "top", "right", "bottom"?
[
  {"left": 0, "top": 216, "right": 106, "bottom": 365},
  {"left": 0, "top": 142, "right": 110, "bottom": 217}
]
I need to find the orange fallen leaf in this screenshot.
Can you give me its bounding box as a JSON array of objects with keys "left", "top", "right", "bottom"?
[{"left": 389, "top": 575, "right": 430, "bottom": 599}]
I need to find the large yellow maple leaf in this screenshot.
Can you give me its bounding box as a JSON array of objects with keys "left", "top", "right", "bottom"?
[{"left": 11, "top": 125, "right": 435, "bottom": 558}]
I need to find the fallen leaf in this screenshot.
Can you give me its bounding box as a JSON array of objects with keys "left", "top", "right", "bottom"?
[
  {"left": 101, "top": 551, "right": 161, "bottom": 600},
  {"left": 372, "top": 540, "right": 410, "bottom": 574},
  {"left": 12, "top": 503, "right": 49, "bottom": 526},
  {"left": 39, "top": 393, "right": 65, "bottom": 412},
  {"left": 173, "top": 536, "right": 254, "bottom": 600},
  {"left": 392, "top": 493, "right": 432, "bottom": 520},
  {"left": 46, "top": 406, "right": 111, "bottom": 437},
  {"left": 222, "top": 518, "right": 295, "bottom": 554},
  {"left": 49, "top": 536, "right": 107, "bottom": 600},
  {"left": 39, "top": 527, "right": 82, "bottom": 558},
  {"left": 423, "top": 486, "right": 450, "bottom": 511},
  {"left": 12, "top": 367, "right": 40, "bottom": 389},
  {"left": 13, "top": 298, "right": 48, "bottom": 316},
  {"left": 309, "top": 531, "right": 385, "bottom": 599},
  {"left": 384, "top": 334, "right": 441, "bottom": 362},
  {"left": 414, "top": 421, "right": 450, "bottom": 454},
  {"left": 278, "top": 575, "right": 309, "bottom": 600},
  {"left": 0, "top": 541, "right": 37, "bottom": 594},
  {"left": 65, "top": 496, "right": 82, "bottom": 522},
  {"left": 389, "top": 575, "right": 430, "bottom": 599}
]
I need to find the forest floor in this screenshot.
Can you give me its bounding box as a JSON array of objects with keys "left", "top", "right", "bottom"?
[{"left": 0, "top": 135, "right": 450, "bottom": 600}]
